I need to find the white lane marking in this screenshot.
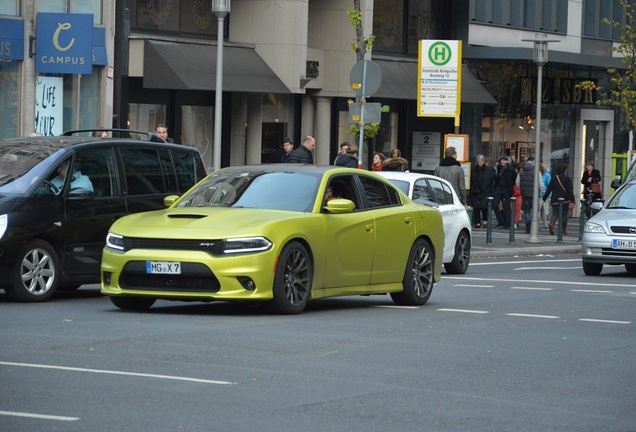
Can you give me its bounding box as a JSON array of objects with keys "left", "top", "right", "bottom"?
[
  {"left": 470, "top": 259, "right": 580, "bottom": 266},
  {"left": 578, "top": 319, "right": 631, "bottom": 324},
  {"left": 438, "top": 308, "right": 490, "bottom": 314},
  {"left": 570, "top": 289, "right": 612, "bottom": 293},
  {"left": 515, "top": 266, "right": 581, "bottom": 270},
  {"left": 511, "top": 286, "right": 553, "bottom": 291},
  {"left": 443, "top": 276, "right": 636, "bottom": 289},
  {"left": 506, "top": 313, "right": 560, "bottom": 319},
  {"left": 0, "top": 411, "right": 79, "bottom": 421},
  {"left": 0, "top": 362, "right": 236, "bottom": 385},
  {"left": 453, "top": 284, "right": 494, "bottom": 288}
]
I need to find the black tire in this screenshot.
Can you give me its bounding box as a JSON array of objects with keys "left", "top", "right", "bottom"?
[
  {"left": 267, "top": 241, "right": 312, "bottom": 314},
  {"left": 625, "top": 264, "right": 636, "bottom": 273},
  {"left": 6, "top": 240, "right": 60, "bottom": 302},
  {"left": 391, "top": 238, "right": 435, "bottom": 306},
  {"left": 110, "top": 296, "right": 156, "bottom": 311},
  {"left": 582, "top": 261, "right": 603, "bottom": 276},
  {"left": 444, "top": 230, "right": 471, "bottom": 274}
]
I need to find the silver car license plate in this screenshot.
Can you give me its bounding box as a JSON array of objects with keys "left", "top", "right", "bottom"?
[
  {"left": 612, "top": 239, "right": 636, "bottom": 250},
  {"left": 146, "top": 261, "right": 181, "bottom": 274}
]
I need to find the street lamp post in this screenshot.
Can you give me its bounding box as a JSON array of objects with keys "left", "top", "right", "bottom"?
[
  {"left": 212, "top": 0, "right": 231, "bottom": 172},
  {"left": 522, "top": 33, "right": 559, "bottom": 244}
]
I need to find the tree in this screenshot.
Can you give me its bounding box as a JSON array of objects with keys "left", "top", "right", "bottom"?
[{"left": 581, "top": 0, "right": 636, "bottom": 132}]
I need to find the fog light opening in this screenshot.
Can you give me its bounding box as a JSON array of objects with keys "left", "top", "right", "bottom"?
[
  {"left": 103, "top": 272, "right": 112, "bottom": 286},
  {"left": 237, "top": 276, "right": 255, "bottom": 291}
]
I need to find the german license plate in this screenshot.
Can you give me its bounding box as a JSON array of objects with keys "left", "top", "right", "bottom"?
[
  {"left": 612, "top": 239, "right": 636, "bottom": 250},
  {"left": 146, "top": 261, "right": 181, "bottom": 274}
]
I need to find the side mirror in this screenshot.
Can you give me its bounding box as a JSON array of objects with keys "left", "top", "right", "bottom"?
[
  {"left": 164, "top": 195, "right": 180, "bottom": 207},
  {"left": 325, "top": 198, "right": 356, "bottom": 214}
]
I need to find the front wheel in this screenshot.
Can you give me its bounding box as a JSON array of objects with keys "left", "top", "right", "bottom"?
[
  {"left": 110, "top": 296, "right": 156, "bottom": 311},
  {"left": 582, "top": 261, "right": 603, "bottom": 276},
  {"left": 6, "top": 240, "right": 60, "bottom": 302},
  {"left": 391, "top": 238, "right": 435, "bottom": 306},
  {"left": 444, "top": 230, "right": 471, "bottom": 274},
  {"left": 625, "top": 264, "right": 636, "bottom": 273},
  {"left": 266, "top": 241, "right": 312, "bottom": 314}
]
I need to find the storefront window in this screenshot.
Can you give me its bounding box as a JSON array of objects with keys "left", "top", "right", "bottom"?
[
  {"left": 78, "top": 69, "right": 100, "bottom": 129},
  {"left": 0, "top": 1, "right": 20, "bottom": 15},
  {"left": 128, "top": 103, "right": 167, "bottom": 133},
  {"left": 181, "top": 105, "right": 213, "bottom": 170},
  {"left": 0, "top": 61, "right": 20, "bottom": 138},
  {"left": 38, "top": 0, "right": 103, "bottom": 24}
]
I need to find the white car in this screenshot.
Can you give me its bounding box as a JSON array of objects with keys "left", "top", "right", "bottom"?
[{"left": 378, "top": 171, "right": 472, "bottom": 274}]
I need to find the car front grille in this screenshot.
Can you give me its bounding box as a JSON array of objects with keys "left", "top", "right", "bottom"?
[
  {"left": 123, "top": 238, "right": 224, "bottom": 255},
  {"left": 610, "top": 226, "right": 636, "bottom": 235},
  {"left": 120, "top": 261, "right": 220, "bottom": 292},
  {"left": 600, "top": 248, "right": 636, "bottom": 258}
]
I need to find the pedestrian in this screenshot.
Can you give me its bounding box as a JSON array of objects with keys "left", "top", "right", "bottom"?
[
  {"left": 539, "top": 162, "right": 551, "bottom": 230},
  {"left": 334, "top": 142, "right": 350, "bottom": 165},
  {"left": 371, "top": 152, "right": 385, "bottom": 171},
  {"left": 518, "top": 157, "right": 536, "bottom": 233},
  {"left": 288, "top": 135, "right": 315, "bottom": 164},
  {"left": 492, "top": 155, "right": 516, "bottom": 229},
  {"left": 156, "top": 123, "right": 174, "bottom": 143},
  {"left": 543, "top": 163, "right": 575, "bottom": 235},
  {"left": 277, "top": 138, "right": 294, "bottom": 163},
  {"left": 581, "top": 161, "right": 602, "bottom": 201},
  {"left": 93, "top": 127, "right": 109, "bottom": 138},
  {"left": 434, "top": 146, "right": 466, "bottom": 205},
  {"left": 469, "top": 154, "right": 495, "bottom": 228},
  {"left": 334, "top": 144, "right": 359, "bottom": 168},
  {"left": 382, "top": 148, "right": 409, "bottom": 171}
]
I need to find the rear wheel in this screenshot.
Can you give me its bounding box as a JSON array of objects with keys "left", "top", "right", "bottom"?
[
  {"left": 6, "top": 240, "right": 59, "bottom": 302},
  {"left": 444, "top": 230, "right": 471, "bottom": 274},
  {"left": 267, "top": 241, "right": 312, "bottom": 314},
  {"left": 625, "top": 264, "right": 636, "bottom": 273},
  {"left": 582, "top": 261, "right": 603, "bottom": 276},
  {"left": 110, "top": 296, "right": 156, "bottom": 311},
  {"left": 391, "top": 238, "right": 435, "bottom": 306}
]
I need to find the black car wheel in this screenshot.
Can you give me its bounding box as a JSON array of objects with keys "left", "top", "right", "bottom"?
[
  {"left": 625, "top": 264, "right": 636, "bottom": 273},
  {"left": 444, "top": 230, "right": 471, "bottom": 274},
  {"left": 391, "top": 238, "right": 435, "bottom": 306},
  {"left": 582, "top": 261, "right": 603, "bottom": 276},
  {"left": 6, "top": 240, "right": 60, "bottom": 302},
  {"left": 110, "top": 296, "right": 156, "bottom": 311},
  {"left": 267, "top": 241, "right": 312, "bottom": 314}
]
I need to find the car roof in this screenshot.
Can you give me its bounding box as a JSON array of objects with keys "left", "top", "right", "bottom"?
[
  {"left": 217, "top": 164, "right": 382, "bottom": 176},
  {"left": 0, "top": 136, "right": 199, "bottom": 153}
]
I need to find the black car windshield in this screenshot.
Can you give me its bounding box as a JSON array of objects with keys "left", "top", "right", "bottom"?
[
  {"left": 606, "top": 181, "right": 636, "bottom": 209},
  {"left": 0, "top": 144, "right": 65, "bottom": 194},
  {"left": 176, "top": 170, "right": 320, "bottom": 212}
]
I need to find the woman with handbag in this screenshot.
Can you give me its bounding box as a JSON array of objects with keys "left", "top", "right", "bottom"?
[
  {"left": 581, "top": 161, "right": 602, "bottom": 201},
  {"left": 542, "top": 163, "right": 575, "bottom": 235}
]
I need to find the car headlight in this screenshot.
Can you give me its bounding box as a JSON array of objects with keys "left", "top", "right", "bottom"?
[
  {"left": 106, "top": 233, "right": 125, "bottom": 251},
  {"left": 223, "top": 237, "right": 272, "bottom": 254},
  {"left": 0, "top": 214, "right": 6, "bottom": 240},
  {"left": 583, "top": 222, "right": 606, "bottom": 234}
]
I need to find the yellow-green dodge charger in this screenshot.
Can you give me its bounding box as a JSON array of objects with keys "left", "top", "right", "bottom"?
[{"left": 101, "top": 165, "right": 444, "bottom": 314}]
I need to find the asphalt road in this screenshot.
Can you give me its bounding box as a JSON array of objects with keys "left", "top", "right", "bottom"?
[{"left": 1, "top": 255, "right": 634, "bottom": 431}]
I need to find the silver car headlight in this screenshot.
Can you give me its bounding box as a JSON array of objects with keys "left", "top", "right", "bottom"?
[
  {"left": 106, "top": 233, "right": 125, "bottom": 251},
  {"left": 583, "top": 222, "right": 606, "bottom": 234},
  {"left": 223, "top": 237, "right": 272, "bottom": 254},
  {"left": 0, "top": 214, "right": 7, "bottom": 240}
]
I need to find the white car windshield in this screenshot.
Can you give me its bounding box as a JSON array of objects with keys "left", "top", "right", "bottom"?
[{"left": 606, "top": 181, "right": 636, "bottom": 209}]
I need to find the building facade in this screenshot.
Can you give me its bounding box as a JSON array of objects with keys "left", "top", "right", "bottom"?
[{"left": 2, "top": 0, "right": 630, "bottom": 205}]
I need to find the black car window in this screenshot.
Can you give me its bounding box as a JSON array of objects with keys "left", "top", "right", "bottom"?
[
  {"left": 359, "top": 175, "right": 400, "bottom": 208},
  {"left": 73, "top": 149, "right": 118, "bottom": 197},
  {"left": 172, "top": 149, "right": 205, "bottom": 192},
  {"left": 119, "top": 147, "right": 164, "bottom": 195}
]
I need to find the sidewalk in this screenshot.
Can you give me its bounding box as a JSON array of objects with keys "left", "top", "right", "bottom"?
[{"left": 470, "top": 221, "right": 582, "bottom": 259}]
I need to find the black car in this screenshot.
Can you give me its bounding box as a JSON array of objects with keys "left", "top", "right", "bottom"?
[{"left": 0, "top": 131, "right": 207, "bottom": 301}]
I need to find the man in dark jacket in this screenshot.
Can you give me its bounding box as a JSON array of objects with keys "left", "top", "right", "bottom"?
[
  {"left": 518, "top": 157, "right": 536, "bottom": 233},
  {"left": 288, "top": 136, "right": 315, "bottom": 164},
  {"left": 334, "top": 144, "right": 359, "bottom": 168},
  {"left": 493, "top": 155, "right": 516, "bottom": 229}
]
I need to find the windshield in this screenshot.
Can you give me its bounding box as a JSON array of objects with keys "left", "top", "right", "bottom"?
[
  {"left": 176, "top": 170, "right": 320, "bottom": 212},
  {"left": 606, "top": 181, "right": 636, "bottom": 209},
  {"left": 0, "top": 144, "right": 65, "bottom": 194}
]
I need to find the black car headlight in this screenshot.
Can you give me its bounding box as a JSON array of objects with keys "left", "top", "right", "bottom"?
[
  {"left": 223, "top": 237, "right": 272, "bottom": 254},
  {"left": 106, "top": 233, "right": 125, "bottom": 251}
]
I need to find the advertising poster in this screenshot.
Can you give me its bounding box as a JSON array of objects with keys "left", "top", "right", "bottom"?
[{"left": 35, "top": 75, "right": 63, "bottom": 136}]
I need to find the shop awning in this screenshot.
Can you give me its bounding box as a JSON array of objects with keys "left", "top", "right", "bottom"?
[
  {"left": 143, "top": 40, "right": 289, "bottom": 93},
  {"left": 373, "top": 59, "right": 496, "bottom": 104}
]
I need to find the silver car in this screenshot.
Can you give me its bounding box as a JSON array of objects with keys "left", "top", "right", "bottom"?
[{"left": 581, "top": 179, "right": 636, "bottom": 275}]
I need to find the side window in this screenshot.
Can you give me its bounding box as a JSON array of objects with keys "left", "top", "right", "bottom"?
[
  {"left": 119, "top": 147, "right": 165, "bottom": 195},
  {"left": 359, "top": 176, "right": 400, "bottom": 209},
  {"left": 171, "top": 149, "right": 203, "bottom": 192},
  {"left": 428, "top": 179, "right": 454, "bottom": 205},
  {"left": 324, "top": 175, "right": 360, "bottom": 209},
  {"left": 412, "top": 179, "right": 433, "bottom": 202},
  {"left": 74, "top": 149, "right": 118, "bottom": 197},
  {"left": 158, "top": 149, "right": 178, "bottom": 193}
]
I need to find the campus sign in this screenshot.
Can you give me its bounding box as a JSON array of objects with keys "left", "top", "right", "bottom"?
[{"left": 36, "top": 13, "right": 92, "bottom": 74}]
